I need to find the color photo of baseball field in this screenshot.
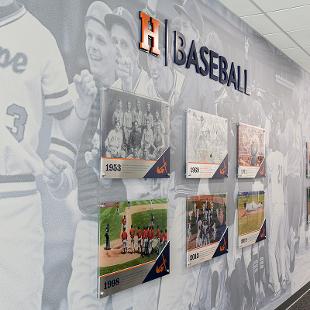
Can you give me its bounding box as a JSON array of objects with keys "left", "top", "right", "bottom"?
[
  {"left": 99, "top": 198, "right": 168, "bottom": 277},
  {"left": 238, "top": 191, "right": 265, "bottom": 247}
]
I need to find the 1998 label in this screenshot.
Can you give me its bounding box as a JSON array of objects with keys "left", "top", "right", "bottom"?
[{"left": 104, "top": 278, "right": 120, "bottom": 290}]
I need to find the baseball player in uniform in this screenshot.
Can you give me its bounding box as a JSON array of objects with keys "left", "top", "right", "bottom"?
[
  {"left": 0, "top": 1, "right": 96, "bottom": 309},
  {"left": 142, "top": 227, "right": 148, "bottom": 256},
  {"left": 141, "top": 119, "right": 155, "bottom": 160},
  {"left": 133, "top": 100, "right": 143, "bottom": 131},
  {"left": 266, "top": 126, "right": 289, "bottom": 295},
  {"left": 137, "top": 226, "right": 142, "bottom": 254},
  {"left": 112, "top": 99, "right": 124, "bottom": 128},
  {"left": 121, "top": 215, "right": 127, "bottom": 230},
  {"left": 153, "top": 110, "right": 165, "bottom": 156},
  {"left": 196, "top": 217, "right": 203, "bottom": 248},
  {"left": 123, "top": 101, "right": 133, "bottom": 147},
  {"left": 67, "top": 2, "right": 121, "bottom": 310},
  {"left": 128, "top": 120, "right": 142, "bottom": 158},
  {"left": 143, "top": 103, "right": 154, "bottom": 129},
  {"left": 148, "top": 226, "right": 154, "bottom": 255},
  {"left": 105, "top": 120, "right": 124, "bottom": 158},
  {"left": 129, "top": 225, "right": 135, "bottom": 253},
  {"left": 121, "top": 228, "right": 128, "bottom": 254}
]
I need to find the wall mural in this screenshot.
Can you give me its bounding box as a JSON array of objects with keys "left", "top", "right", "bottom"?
[{"left": 2, "top": 0, "right": 310, "bottom": 309}]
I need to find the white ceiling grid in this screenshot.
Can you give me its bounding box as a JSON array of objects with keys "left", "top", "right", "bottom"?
[{"left": 218, "top": 0, "right": 310, "bottom": 73}]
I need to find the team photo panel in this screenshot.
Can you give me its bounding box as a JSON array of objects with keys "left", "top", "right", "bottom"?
[
  {"left": 98, "top": 198, "right": 169, "bottom": 297},
  {"left": 101, "top": 88, "right": 170, "bottom": 178}
]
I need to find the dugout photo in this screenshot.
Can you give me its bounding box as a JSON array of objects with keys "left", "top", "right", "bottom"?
[
  {"left": 237, "top": 123, "right": 266, "bottom": 178},
  {"left": 237, "top": 191, "right": 266, "bottom": 248},
  {"left": 100, "top": 88, "right": 170, "bottom": 178},
  {"left": 98, "top": 198, "right": 169, "bottom": 297},
  {"left": 186, "top": 109, "right": 228, "bottom": 179},
  {"left": 186, "top": 194, "right": 228, "bottom": 267}
]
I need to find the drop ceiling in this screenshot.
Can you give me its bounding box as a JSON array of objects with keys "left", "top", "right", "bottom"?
[{"left": 218, "top": 0, "right": 310, "bottom": 73}]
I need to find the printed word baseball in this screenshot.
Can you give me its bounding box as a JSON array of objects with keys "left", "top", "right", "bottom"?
[{"left": 139, "top": 12, "right": 250, "bottom": 95}]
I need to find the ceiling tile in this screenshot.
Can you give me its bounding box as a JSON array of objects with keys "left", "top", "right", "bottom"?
[
  {"left": 303, "top": 45, "right": 310, "bottom": 54},
  {"left": 253, "top": 0, "right": 310, "bottom": 12},
  {"left": 218, "top": 0, "right": 260, "bottom": 16},
  {"left": 268, "top": 5, "right": 310, "bottom": 32},
  {"left": 241, "top": 14, "right": 280, "bottom": 34},
  {"left": 281, "top": 47, "right": 310, "bottom": 64},
  {"left": 264, "top": 33, "right": 296, "bottom": 49},
  {"left": 289, "top": 28, "right": 310, "bottom": 45},
  {"left": 294, "top": 59, "right": 310, "bottom": 73}
]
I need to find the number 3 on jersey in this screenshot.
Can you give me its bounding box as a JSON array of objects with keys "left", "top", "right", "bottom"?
[{"left": 6, "top": 103, "right": 28, "bottom": 142}]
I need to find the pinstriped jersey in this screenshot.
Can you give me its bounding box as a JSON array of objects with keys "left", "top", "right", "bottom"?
[{"left": 0, "top": 4, "right": 73, "bottom": 175}]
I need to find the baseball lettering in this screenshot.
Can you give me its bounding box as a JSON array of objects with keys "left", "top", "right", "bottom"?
[
  {"left": 0, "top": 46, "right": 28, "bottom": 73},
  {"left": 173, "top": 31, "right": 250, "bottom": 95}
]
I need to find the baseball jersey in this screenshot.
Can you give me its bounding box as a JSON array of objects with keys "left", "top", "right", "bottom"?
[
  {"left": 0, "top": 4, "right": 73, "bottom": 177},
  {"left": 268, "top": 150, "right": 285, "bottom": 206},
  {"left": 143, "top": 112, "right": 154, "bottom": 128},
  {"left": 105, "top": 129, "right": 123, "bottom": 152},
  {"left": 143, "top": 229, "right": 147, "bottom": 239},
  {"left": 142, "top": 128, "right": 154, "bottom": 147},
  {"left": 133, "top": 110, "right": 143, "bottom": 127},
  {"left": 129, "top": 228, "right": 135, "bottom": 238},
  {"left": 121, "top": 231, "right": 127, "bottom": 240},
  {"left": 123, "top": 111, "right": 133, "bottom": 129},
  {"left": 112, "top": 109, "right": 123, "bottom": 127},
  {"left": 137, "top": 229, "right": 142, "bottom": 238},
  {"left": 128, "top": 129, "right": 142, "bottom": 149}
]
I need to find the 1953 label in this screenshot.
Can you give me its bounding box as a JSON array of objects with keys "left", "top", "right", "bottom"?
[{"left": 105, "top": 163, "right": 122, "bottom": 172}]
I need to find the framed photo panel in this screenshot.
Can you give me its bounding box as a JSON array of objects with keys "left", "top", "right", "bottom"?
[
  {"left": 186, "top": 194, "right": 228, "bottom": 267},
  {"left": 238, "top": 191, "right": 266, "bottom": 248},
  {"left": 237, "top": 123, "right": 265, "bottom": 178},
  {"left": 186, "top": 109, "right": 228, "bottom": 178},
  {"left": 101, "top": 88, "right": 170, "bottom": 178},
  {"left": 98, "top": 198, "right": 169, "bottom": 297}
]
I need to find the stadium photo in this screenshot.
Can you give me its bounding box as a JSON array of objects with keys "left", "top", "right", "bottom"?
[
  {"left": 238, "top": 191, "right": 265, "bottom": 237},
  {"left": 99, "top": 198, "right": 168, "bottom": 276}
]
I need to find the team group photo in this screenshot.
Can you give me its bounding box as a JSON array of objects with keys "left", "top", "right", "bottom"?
[
  {"left": 186, "top": 194, "right": 227, "bottom": 252},
  {"left": 99, "top": 198, "right": 168, "bottom": 277},
  {"left": 102, "top": 89, "right": 170, "bottom": 161}
]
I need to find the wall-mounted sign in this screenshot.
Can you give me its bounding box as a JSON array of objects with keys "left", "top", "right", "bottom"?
[{"left": 139, "top": 12, "right": 250, "bottom": 95}]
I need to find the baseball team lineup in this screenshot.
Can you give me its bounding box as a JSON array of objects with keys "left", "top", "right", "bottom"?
[
  {"left": 2, "top": 0, "right": 303, "bottom": 308},
  {"left": 98, "top": 198, "right": 169, "bottom": 297}
]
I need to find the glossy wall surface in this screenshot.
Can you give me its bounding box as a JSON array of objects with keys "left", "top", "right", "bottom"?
[{"left": 19, "top": 0, "right": 310, "bottom": 309}]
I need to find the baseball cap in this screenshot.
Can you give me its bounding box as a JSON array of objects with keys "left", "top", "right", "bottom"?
[
  {"left": 105, "top": 6, "right": 138, "bottom": 41},
  {"left": 85, "top": 1, "right": 112, "bottom": 28}
]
